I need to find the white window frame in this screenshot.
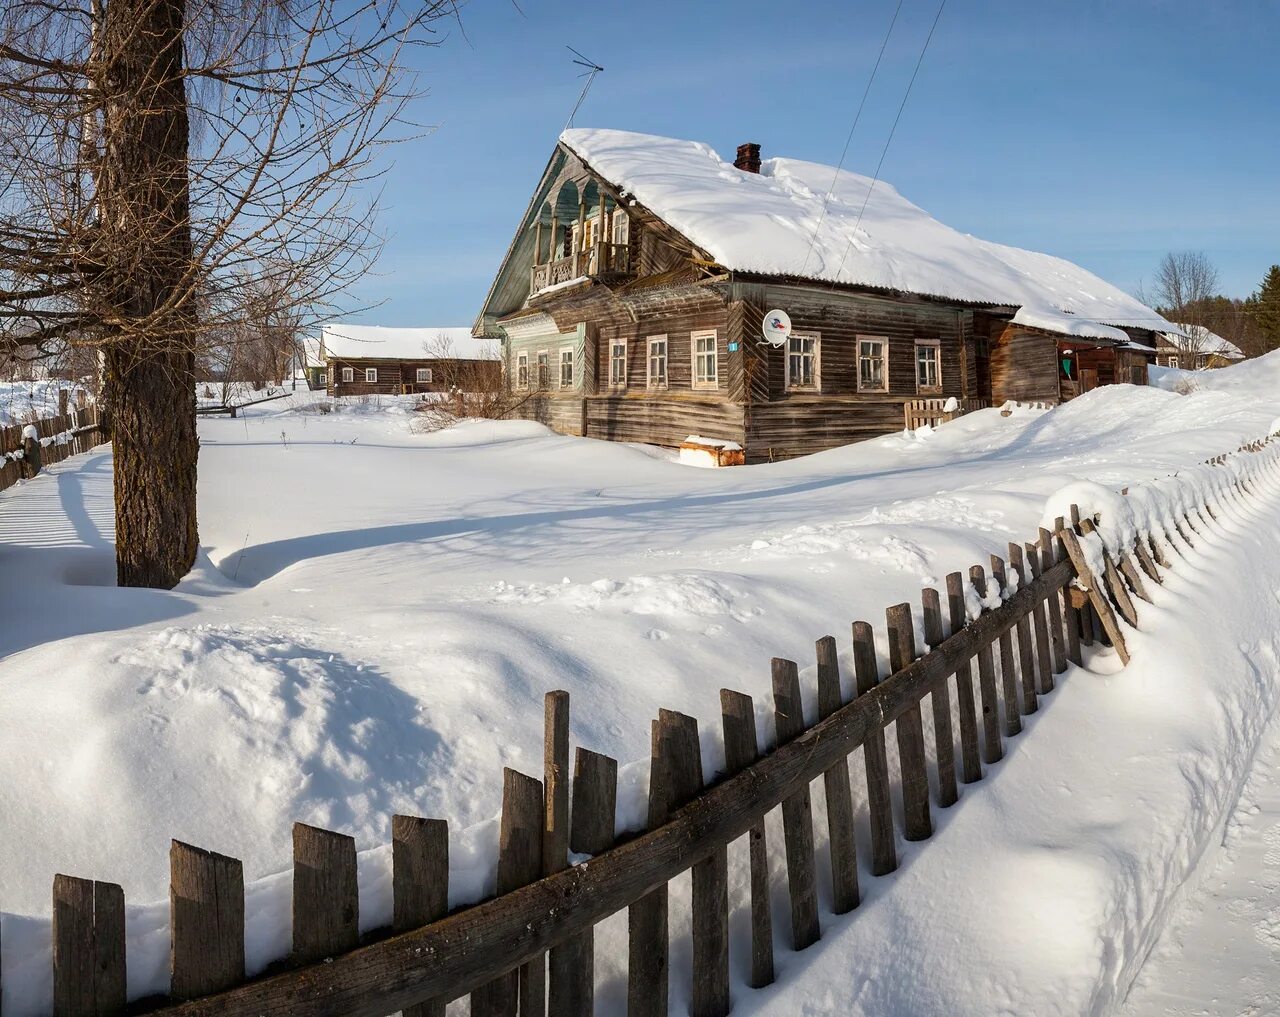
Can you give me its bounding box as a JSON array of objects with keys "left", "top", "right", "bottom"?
[
  {"left": 692, "top": 329, "right": 718, "bottom": 390},
  {"left": 341, "top": 366, "right": 353, "bottom": 383},
  {"left": 647, "top": 335, "right": 668, "bottom": 389},
  {"left": 857, "top": 336, "right": 889, "bottom": 393},
  {"left": 536, "top": 349, "right": 550, "bottom": 389},
  {"left": 785, "top": 331, "right": 821, "bottom": 392},
  {"left": 914, "top": 339, "right": 942, "bottom": 393},
  {"left": 559, "top": 346, "right": 575, "bottom": 389},
  {"left": 609, "top": 338, "right": 627, "bottom": 388},
  {"left": 416, "top": 367, "right": 433, "bottom": 384},
  {"left": 365, "top": 367, "right": 378, "bottom": 383},
  {"left": 516, "top": 351, "right": 529, "bottom": 389},
  {"left": 612, "top": 212, "right": 630, "bottom": 247}
]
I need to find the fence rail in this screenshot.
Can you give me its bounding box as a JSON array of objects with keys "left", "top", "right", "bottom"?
[
  {"left": 0, "top": 391, "right": 105, "bottom": 495},
  {"left": 11, "top": 431, "right": 1280, "bottom": 1017}
]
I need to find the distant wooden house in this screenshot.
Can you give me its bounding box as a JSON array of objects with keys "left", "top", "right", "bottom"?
[
  {"left": 473, "top": 129, "right": 1178, "bottom": 462},
  {"left": 316, "top": 325, "right": 500, "bottom": 397},
  {"left": 1153, "top": 326, "right": 1245, "bottom": 370}
]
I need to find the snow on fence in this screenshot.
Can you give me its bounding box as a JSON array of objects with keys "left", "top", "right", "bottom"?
[
  {"left": 12, "top": 434, "right": 1280, "bottom": 1017},
  {"left": 0, "top": 392, "right": 105, "bottom": 495}
]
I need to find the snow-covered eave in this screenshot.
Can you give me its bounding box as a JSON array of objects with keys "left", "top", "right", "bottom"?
[{"left": 727, "top": 269, "right": 1018, "bottom": 312}]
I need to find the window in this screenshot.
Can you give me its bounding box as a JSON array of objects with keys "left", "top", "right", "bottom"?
[
  {"left": 609, "top": 339, "right": 627, "bottom": 387},
  {"left": 341, "top": 367, "right": 353, "bottom": 383},
  {"left": 559, "top": 347, "right": 574, "bottom": 388},
  {"left": 786, "top": 332, "right": 820, "bottom": 391},
  {"left": 516, "top": 352, "right": 529, "bottom": 389},
  {"left": 857, "top": 337, "right": 888, "bottom": 392},
  {"left": 536, "top": 350, "right": 550, "bottom": 389},
  {"left": 647, "top": 335, "right": 668, "bottom": 388},
  {"left": 416, "top": 368, "right": 433, "bottom": 384},
  {"left": 693, "top": 330, "right": 718, "bottom": 389},
  {"left": 612, "top": 213, "right": 630, "bottom": 247},
  {"left": 365, "top": 367, "right": 378, "bottom": 383},
  {"left": 915, "top": 341, "right": 941, "bottom": 392}
]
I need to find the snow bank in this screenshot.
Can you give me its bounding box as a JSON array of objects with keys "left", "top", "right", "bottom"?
[{"left": 0, "top": 381, "right": 87, "bottom": 427}]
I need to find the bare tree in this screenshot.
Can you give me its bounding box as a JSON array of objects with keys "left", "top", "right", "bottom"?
[
  {"left": 1150, "top": 251, "right": 1221, "bottom": 369},
  {"left": 0, "top": 0, "right": 452, "bottom": 587}
]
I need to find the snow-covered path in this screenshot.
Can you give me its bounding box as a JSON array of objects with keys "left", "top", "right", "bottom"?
[{"left": 1122, "top": 723, "right": 1280, "bottom": 1017}]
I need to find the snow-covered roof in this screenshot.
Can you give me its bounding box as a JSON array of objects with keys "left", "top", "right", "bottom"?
[
  {"left": 559, "top": 128, "right": 1177, "bottom": 337},
  {"left": 316, "top": 325, "right": 496, "bottom": 363},
  {"left": 1158, "top": 324, "right": 1244, "bottom": 360}
]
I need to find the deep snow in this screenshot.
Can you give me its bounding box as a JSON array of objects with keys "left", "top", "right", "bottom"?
[{"left": 2, "top": 356, "right": 1280, "bottom": 1014}]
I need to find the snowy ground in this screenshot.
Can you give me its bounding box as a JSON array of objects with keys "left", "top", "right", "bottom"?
[
  {"left": 3, "top": 359, "right": 1280, "bottom": 1014},
  {"left": 1121, "top": 713, "right": 1280, "bottom": 1016},
  {"left": 0, "top": 380, "right": 88, "bottom": 426}
]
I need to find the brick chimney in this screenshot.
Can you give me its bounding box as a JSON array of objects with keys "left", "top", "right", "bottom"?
[{"left": 734, "top": 142, "right": 761, "bottom": 174}]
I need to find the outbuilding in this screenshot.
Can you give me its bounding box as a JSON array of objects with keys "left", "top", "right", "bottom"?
[{"left": 316, "top": 325, "right": 500, "bottom": 397}]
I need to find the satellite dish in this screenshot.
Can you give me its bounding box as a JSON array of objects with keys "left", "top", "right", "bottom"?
[{"left": 762, "top": 309, "right": 792, "bottom": 346}]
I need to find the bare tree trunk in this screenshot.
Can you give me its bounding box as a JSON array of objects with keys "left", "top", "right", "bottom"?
[
  {"left": 100, "top": 0, "right": 199, "bottom": 588},
  {"left": 106, "top": 345, "right": 198, "bottom": 586}
]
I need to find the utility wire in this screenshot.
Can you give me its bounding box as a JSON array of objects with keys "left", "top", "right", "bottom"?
[
  {"left": 830, "top": 0, "right": 948, "bottom": 286},
  {"left": 798, "top": 0, "right": 905, "bottom": 279}
]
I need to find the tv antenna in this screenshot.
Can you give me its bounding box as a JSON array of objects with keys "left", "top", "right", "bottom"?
[{"left": 564, "top": 46, "right": 604, "bottom": 131}]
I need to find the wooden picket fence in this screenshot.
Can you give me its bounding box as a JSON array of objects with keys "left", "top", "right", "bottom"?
[
  {"left": 903, "top": 396, "right": 989, "bottom": 430},
  {"left": 0, "top": 391, "right": 106, "bottom": 495},
  {"left": 20, "top": 433, "right": 1280, "bottom": 1017}
]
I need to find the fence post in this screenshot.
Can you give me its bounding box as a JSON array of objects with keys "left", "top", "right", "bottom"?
[
  {"left": 392, "top": 816, "right": 449, "bottom": 1017},
  {"left": 771, "top": 658, "right": 821, "bottom": 948},
  {"left": 944, "top": 573, "right": 983, "bottom": 784},
  {"left": 851, "top": 622, "right": 897, "bottom": 874},
  {"left": 989, "top": 556, "right": 1026, "bottom": 729},
  {"left": 1038, "top": 527, "right": 1069, "bottom": 673},
  {"left": 920, "top": 590, "right": 958, "bottom": 807},
  {"left": 473, "top": 769, "right": 544, "bottom": 1017},
  {"left": 170, "top": 841, "right": 245, "bottom": 1001},
  {"left": 720, "top": 689, "right": 775, "bottom": 987},
  {"left": 544, "top": 691, "right": 571, "bottom": 1013},
  {"left": 1006, "top": 544, "right": 1040, "bottom": 714},
  {"left": 52, "top": 874, "right": 126, "bottom": 1017},
  {"left": 292, "top": 823, "right": 359, "bottom": 967},
  {"left": 886, "top": 605, "right": 932, "bottom": 841},
  {"left": 814, "top": 636, "right": 859, "bottom": 913},
  {"left": 1024, "top": 541, "right": 1055, "bottom": 694},
  {"left": 968, "top": 566, "right": 1004, "bottom": 763}
]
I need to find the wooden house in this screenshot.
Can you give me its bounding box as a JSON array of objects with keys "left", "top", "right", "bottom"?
[
  {"left": 474, "top": 129, "right": 1177, "bottom": 462},
  {"left": 316, "top": 325, "right": 500, "bottom": 398},
  {"left": 1153, "top": 326, "right": 1245, "bottom": 370}
]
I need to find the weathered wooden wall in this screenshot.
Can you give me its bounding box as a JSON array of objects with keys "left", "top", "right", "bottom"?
[
  {"left": 986, "top": 321, "right": 1060, "bottom": 405},
  {"left": 327, "top": 359, "right": 501, "bottom": 398}
]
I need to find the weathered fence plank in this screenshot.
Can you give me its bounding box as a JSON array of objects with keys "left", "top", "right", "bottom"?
[
  {"left": 851, "top": 622, "right": 897, "bottom": 875},
  {"left": 542, "top": 690, "right": 571, "bottom": 1015},
  {"left": 920, "top": 589, "right": 958, "bottom": 807},
  {"left": 170, "top": 841, "right": 245, "bottom": 1001},
  {"left": 968, "top": 566, "right": 1004, "bottom": 764},
  {"left": 989, "top": 555, "right": 1026, "bottom": 730},
  {"left": 552, "top": 747, "right": 617, "bottom": 1015},
  {"left": 1007, "top": 545, "right": 1041, "bottom": 713},
  {"left": 1025, "top": 541, "right": 1055, "bottom": 694},
  {"left": 815, "top": 636, "right": 860, "bottom": 913},
  {"left": 1039, "top": 527, "right": 1069, "bottom": 674},
  {"left": 944, "top": 572, "right": 982, "bottom": 784},
  {"left": 772, "top": 658, "right": 821, "bottom": 948},
  {"left": 292, "top": 823, "right": 359, "bottom": 967},
  {"left": 628, "top": 719, "right": 671, "bottom": 1017},
  {"left": 473, "top": 769, "right": 544, "bottom": 1017},
  {"left": 392, "top": 816, "right": 449, "bottom": 1017},
  {"left": 1059, "top": 529, "right": 1130, "bottom": 665},
  {"left": 887, "top": 605, "right": 932, "bottom": 841},
  {"left": 720, "top": 689, "right": 774, "bottom": 988}
]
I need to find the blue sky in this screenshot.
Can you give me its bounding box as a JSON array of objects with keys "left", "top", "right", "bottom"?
[{"left": 345, "top": 0, "right": 1280, "bottom": 326}]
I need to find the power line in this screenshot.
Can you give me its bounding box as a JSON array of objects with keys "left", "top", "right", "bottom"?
[
  {"left": 830, "top": 0, "right": 948, "bottom": 286},
  {"left": 798, "top": 0, "right": 905, "bottom": 279}
]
